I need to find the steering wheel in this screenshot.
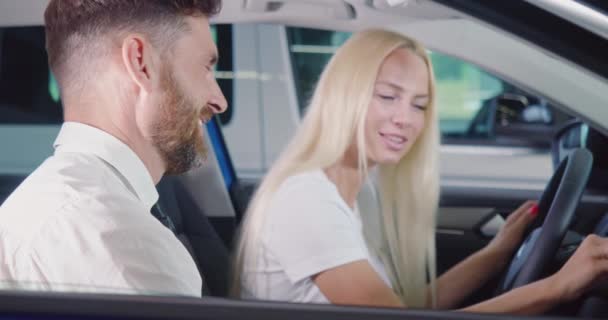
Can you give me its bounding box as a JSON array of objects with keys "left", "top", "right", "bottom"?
[{"left": 495, "top": 148, "right": 593, "bottom": 295}]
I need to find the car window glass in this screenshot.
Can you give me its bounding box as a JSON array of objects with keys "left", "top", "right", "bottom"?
[
  {"left": 0, "top": 27, "right": 62, "bottom": 183},
  {"left": 286, "top": 27, "right": 561, "bottom": 147},
  {"left": 0, "top": 27, "right": 62, "bottom": 124}
]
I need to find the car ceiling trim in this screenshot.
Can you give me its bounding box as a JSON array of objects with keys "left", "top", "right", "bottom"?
[
  {"left": 431, "top": 0, "right": 608, "bottom": 81},
  {"left": 525, "top": 0, "right": 608, "bottom": 39},
  {"left": 243, "top": 0, "right": 356, "bottom": 20}
]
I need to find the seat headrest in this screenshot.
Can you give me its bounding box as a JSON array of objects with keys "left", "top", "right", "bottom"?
[
  {"left": 586, "top": 128, "right": 608, "bottom": 169},
  {"left": 585, "top": 127, "right": 608, "bottom": 190}
]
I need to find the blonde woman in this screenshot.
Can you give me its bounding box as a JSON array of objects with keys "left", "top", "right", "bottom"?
[{"left": 232, "top": 29, "right": 608, "bottom": 314}]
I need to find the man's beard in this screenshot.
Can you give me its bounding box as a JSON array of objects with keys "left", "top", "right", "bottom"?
[{"left": 152, "top": 68, "right": 212, "bottom": 175}]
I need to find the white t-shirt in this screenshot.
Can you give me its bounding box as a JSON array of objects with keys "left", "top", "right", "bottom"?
[
  {"left": 241, "top": 170, "right": 390, "bottom": 303},
  {"left": 0, "top": 122, "right": 201, "bottom": 296}
]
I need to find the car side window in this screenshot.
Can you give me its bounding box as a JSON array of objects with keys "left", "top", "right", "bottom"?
[
  {"left": 431, "top": 52, "right": 504, "bottom": 138},
  {"left": 286, "top": 27, "right": 350, "bottom": 116},
  {"left": 0, "top": 27, "right": 62, "bottom": 190},
  {"left": 286, "top": 27, "right": 566, "bottom": 149},
  {"left": 0, "top": 27, "right": 62, "bottom": 124},
  {"left": 211, "top": 24, "right": 234, "bottom": 127}
]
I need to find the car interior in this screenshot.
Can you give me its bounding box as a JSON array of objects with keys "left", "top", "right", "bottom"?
[
  {"left": 149, "top": 118, "right": 608, "bottom": 317},
  {"left": 1, "top": 0, "right": 608, "bottom": 319}
]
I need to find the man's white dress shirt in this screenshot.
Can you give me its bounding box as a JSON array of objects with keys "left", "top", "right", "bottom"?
[{"left": 0, "top": 122, "right": 202, "bottom": 296}]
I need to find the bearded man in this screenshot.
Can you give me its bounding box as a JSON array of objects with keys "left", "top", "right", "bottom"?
[{"left": 0, "top": 0, "right": 226, "bottom": 297}]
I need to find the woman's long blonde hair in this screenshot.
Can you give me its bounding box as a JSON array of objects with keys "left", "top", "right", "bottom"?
[{"left": 232, "top": 29, "right": 440, "bottom": 308}]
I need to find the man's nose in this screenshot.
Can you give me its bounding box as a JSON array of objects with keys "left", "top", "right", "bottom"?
[{"left": 208, "top": 80, "right": 227, "bottom": 114}]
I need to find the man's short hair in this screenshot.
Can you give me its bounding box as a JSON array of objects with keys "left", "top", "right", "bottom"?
[{"left": 44, "top": 0, "right": 222, "bottom": 87}]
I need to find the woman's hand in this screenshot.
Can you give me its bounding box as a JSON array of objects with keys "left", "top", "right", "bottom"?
[
  {"left": 549, "top": 234, "right": 608, "bottom": 301},
  {"left": 484, "top": 201, "right": 538, "bottom": 265},
  {"left": 434, "top": 201, "right": 539, "bottom": 309}
]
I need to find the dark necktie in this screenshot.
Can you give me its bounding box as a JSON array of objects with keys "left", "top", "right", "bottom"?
[
  {"left": 151, "top": 202, "right": 177, "bottom": 234},
  {"left": 150, "top": 201, "right": 208, "bottom": 295}
]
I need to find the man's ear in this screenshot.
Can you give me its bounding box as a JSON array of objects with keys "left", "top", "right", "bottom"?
[{"left": 121, "top": 35, "right": 159, "bottom": 93}]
